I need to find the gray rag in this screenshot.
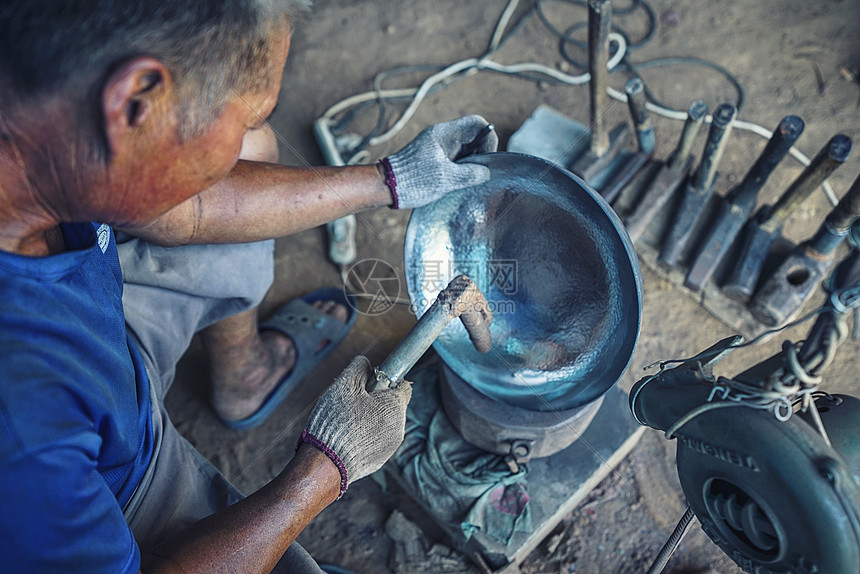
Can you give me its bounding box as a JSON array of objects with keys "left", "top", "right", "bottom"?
[{"left": 388, "top": 366, "right": 532, "bottom": 549}]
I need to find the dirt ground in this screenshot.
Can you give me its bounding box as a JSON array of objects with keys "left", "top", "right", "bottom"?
[{"left": 166, "top": 0, "right": 860, "bottom": 572}]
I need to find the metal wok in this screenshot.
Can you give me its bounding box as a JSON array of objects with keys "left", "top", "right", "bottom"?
[{"left": 404, "top": 152, "right": 642, "bottom": 412}]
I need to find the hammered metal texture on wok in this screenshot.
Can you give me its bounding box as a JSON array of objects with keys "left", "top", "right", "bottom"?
[{"left": 404, "top": 152, "right": 643, "bottom": 412}]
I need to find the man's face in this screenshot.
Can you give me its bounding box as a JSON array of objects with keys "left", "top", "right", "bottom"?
[{"left": 103, "top": 21, "right": 291, "bottom": 227}]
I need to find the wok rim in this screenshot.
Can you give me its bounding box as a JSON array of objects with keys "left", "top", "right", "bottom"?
[{"left": 404, "top": 151, "right": 643, "bottom": 410}]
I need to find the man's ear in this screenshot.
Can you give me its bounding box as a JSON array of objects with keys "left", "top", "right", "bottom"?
[{"left": 102, "top": 57, "right": 172, "bottom": 155}]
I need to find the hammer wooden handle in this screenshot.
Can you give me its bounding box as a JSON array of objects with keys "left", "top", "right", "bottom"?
[{"left": 371, "top": 275, "right": 493, "bottom": 391}]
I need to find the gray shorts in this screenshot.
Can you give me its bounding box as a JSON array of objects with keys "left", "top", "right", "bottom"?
[{"left": 117, "top": 236, "right": 321, "bottom": 573}]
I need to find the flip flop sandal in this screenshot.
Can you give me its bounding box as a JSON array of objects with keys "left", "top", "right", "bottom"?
[{"left": 219, "top": 287, "right": 358, "bottom": 431}]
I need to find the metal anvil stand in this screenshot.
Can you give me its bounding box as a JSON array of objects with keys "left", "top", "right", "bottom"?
[
  {"left": 367, "top": 277, "right": 643, "bottom": 573},
  {"left": 376, "top": 362, "right": 643, "bottom": 573}
]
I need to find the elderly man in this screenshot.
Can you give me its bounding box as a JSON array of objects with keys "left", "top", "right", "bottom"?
[{"left": 0, "top": 1, "right": 497, "bottom": 572}]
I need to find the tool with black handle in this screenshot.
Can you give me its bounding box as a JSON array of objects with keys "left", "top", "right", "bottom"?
[
  {"left": 625, "top": 77, "right": 655, "bottom": 156},
  {"left": 722, "top": 134, "right": 854, "bottom": 303},
  {"left": 749, "top": 172, "right": 860, "bottom": 326},
  {"left": 601, "top": 77, "right": 656, "bottom": 203},
  {"left": 623, "top": 100, "right": 708, "bottom": 242},
  {"left": 683, "top": 115, "right": 805, "bottom": 292},
  {"left": 658, "top": 103, "right": 737, "bottom": 269},
  {"left": 454, "top": 124, "right": 495, "bottom": 161}
]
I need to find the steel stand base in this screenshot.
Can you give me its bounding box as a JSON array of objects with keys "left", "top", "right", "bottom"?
[{"left": 376, "top": 361, "right": 644, "bottom": 573}]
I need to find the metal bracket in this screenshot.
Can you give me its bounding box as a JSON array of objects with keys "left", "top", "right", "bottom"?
[{"left": 504, "top": 439, "right": 536, "bottom": 473}]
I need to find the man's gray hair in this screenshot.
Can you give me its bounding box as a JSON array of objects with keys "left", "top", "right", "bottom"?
[{"left": 0, "top": 0, "right": 311, "bottom": 143}]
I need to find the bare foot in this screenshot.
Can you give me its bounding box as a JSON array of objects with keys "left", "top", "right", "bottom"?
[{"left": 209, "top": 300, "right": 349, "bottom": 424}]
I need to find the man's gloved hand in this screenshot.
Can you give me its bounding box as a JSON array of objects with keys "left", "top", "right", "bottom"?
[
  {"left": 380, "top": 115, "right": 499, "bottom": 209},
  {"left": 299, "top": 356, "right": 412, "bottom": 499}
]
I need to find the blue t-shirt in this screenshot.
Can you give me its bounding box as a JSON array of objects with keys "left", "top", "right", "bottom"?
[{"left": 0, "top": 223, "right": 153, "bottom": 572}]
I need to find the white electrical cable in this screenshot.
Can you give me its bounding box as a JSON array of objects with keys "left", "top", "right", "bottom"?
[
  {"left": 320, "top": 0, "right": 841, "bottom": 205},
  {"left": 322, "top": 0, "right": 523, "bottom": 123},
  {"left": 322, "top": 87, "right": 417, "bottom": 119},
  {"left": 489, "top": 0, "right": 520, "bottom": 52},
  {"left": 323, "top": 33, "right": 628, "bottom": 148},
  {"left": 480, "top": 40, "right": 627, "bottom": 83},
  {"left": 357, "top": 57, "right": 481, "bottom": 146}
]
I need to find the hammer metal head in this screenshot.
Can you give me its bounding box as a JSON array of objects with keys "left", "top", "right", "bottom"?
[
  {"left": 436, "top": 275, "right": 494, "bottom": 353},
  {"left": 721, "top": 214, "right": 779, "bottom": 303},
  {"left": 623, "top": 161, "right": 690, "bottom": 242},
  {"left": 372, "top": 275, "right": 493, "bottom": 391},
  {"left": 684, "top": 199, "right": 748, "bottom": 292},
  {"left": 749, "top": 249, "right": 832, "bottom": 327}
]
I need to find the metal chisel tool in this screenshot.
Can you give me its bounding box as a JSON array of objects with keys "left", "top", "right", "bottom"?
[
  {"left": 625, "top": 77, "right": 656, "bottom": 156},
  {"left": 722, "top": 134, "right": 853, "bottom": 303},
  {"left": 684, "top": 115, "right": 805, "bottom": 292},
  {"left": 750, "top": 172, "right": 860, "bottom": 326},
  {"left": 601, "top": 77, "right": 656, "bottom": 204},
  {"left": 623, "top": 100, "right": 708, "bottom": 242},
  {"left": 658, "top": 103, "right": 737, "bottom": 269}
]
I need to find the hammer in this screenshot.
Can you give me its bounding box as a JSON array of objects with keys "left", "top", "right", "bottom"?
[
  {"left": 623, "top": 100, "right": 708, "bottom": 242},
  {"left": 600, "top": 77, "right": 657, "bottom": 204},
  {"left": 722, "top": 134, "right": 853, "bottom": 303},
  {"left": 750, "top": 172, "right": 860, "bottom": 327},
  {"left": 370, "top": 275, "right": 493, "bottom": 391},
  {"left": 569, "top": 0, "right": 632, "bottom": 185},
  {"left": 683, "top": 115, "right": 805, "bottom": 292},
  {"left": 658, "top": 103, "right": 737, "bottom": 269}
]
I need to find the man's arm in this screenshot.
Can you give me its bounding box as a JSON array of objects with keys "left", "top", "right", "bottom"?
[
  {"left": 141, "top": 356, "right": 411, "bottom": 574},
  {"left": 125, "top": 161, "right": 392, "bottom": 247},
  {"left": 122, "top": 115, "right": 498, "bottom": 247},
  {"left": 142, "top": 444, "right": 341, "bottom": 573}
]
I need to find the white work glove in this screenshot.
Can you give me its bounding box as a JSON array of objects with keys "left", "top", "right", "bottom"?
[
  {"left": 299, "top": 356, "right": 413, "bottom": 499},
  {"left": 380, "top": 115, "right": 499, "bottom": 209}
]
